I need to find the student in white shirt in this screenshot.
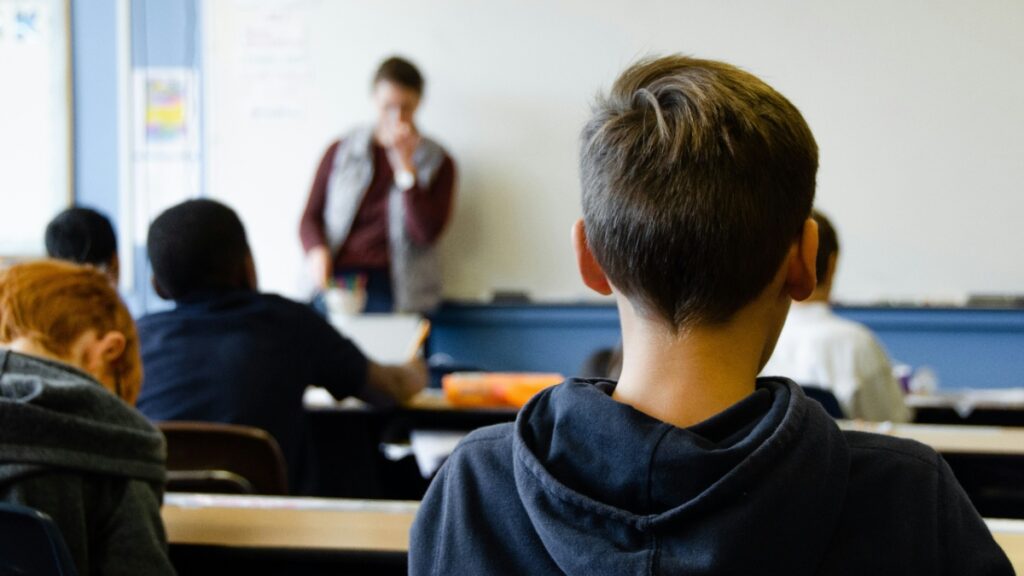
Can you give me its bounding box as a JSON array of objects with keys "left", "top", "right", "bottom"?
[{"left": 762, "top": 210, "right": 912, "bottom": 422}]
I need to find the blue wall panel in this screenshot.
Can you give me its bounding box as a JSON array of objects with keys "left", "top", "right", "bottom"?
[
  {"left": 71, "top": 0, "right": 120, "bottom": 221},
  {"left": 838, "top": 308, "right": 1024, "bottom": 390},
  {"left": 429, "top": 303, "right": 1024, "bottom": 390},
  {"left": 429, "top": 304, "right": 622, "bottom": 377}
]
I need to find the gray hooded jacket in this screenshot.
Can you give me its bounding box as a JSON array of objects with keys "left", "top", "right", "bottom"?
[{"left": 0, "top": 350, "right": 175, "bottom": 576}]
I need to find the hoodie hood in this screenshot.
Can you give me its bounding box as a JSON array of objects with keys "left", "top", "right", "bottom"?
[
  {"left": 0, "top": 350, "right": 165, "bottom": 485},
  {"left": 512, "top": 377, "right": 850, "bottom": 575}
]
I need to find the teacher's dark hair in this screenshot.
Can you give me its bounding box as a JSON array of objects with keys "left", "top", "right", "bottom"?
[
  {"left": 147, "top": 199, "right": 251, "bottom": 300},
  {"left": 374, "top": 56, "right": 424, "bottom": 95}
]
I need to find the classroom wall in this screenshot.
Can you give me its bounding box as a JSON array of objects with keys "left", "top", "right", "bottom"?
[
  {"left": 201, "top": 0, "right": 1024, "bottom": 304},
  {"left": 74, "top": 1, "right": 1024, "bottom": 308},
  {"left": 0, "top": 0, "right": 72, "bottom": 256}
]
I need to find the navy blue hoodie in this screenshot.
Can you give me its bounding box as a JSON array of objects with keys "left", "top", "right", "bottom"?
[{"left": 410, "top": 378, "right": 1013, "bottom": 575}]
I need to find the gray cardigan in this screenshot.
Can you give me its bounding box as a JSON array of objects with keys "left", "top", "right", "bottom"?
[
  {"left": 324, "top": 125, "right": 448, "bottom": 312},
  {"left": 0, "top": 350, "right": 175, "bottom": 576}
]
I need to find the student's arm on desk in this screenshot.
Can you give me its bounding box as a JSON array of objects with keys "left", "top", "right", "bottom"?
[
  {"left": 364, "top": 358, "right": 428, "bottom": 405},
  {"left": 301, "top": 303, "right": 427, "bottom": 405}
]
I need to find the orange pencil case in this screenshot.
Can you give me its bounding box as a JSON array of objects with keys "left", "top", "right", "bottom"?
[{"left": 442, "top": 372, "right": 564, "bottom": 408}]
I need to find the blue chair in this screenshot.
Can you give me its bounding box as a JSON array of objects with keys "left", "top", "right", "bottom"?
[
  {"left": 801, "top": 385, "right": 846, "bottom": 419},
  {"left": 0, "top": 502, "right": 79, "bottom": 576}
]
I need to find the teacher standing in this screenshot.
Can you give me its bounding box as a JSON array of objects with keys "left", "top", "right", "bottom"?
[{"left": 300, "top": 56, "right": 457, "bottom": 313}]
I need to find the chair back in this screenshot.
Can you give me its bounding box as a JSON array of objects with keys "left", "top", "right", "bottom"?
[
  {"left": 801, "top": 385, "right": 846, "bottom": 419},
  {"left": 0, "top": 502, "right": 79, "bottom": 576},
  {"left": 159, "top": 421, "right": 289, "bottom": 495}
]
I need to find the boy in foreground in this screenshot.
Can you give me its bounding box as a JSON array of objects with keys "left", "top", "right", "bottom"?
[{"left": 410, "top": 56, "right": 1012, "bottom": 574}]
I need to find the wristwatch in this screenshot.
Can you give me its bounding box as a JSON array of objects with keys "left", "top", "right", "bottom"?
[{"left": 395, "top": 169, "right": 416, "bottom": 191}]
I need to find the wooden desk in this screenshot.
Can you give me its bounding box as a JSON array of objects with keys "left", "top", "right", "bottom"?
[
  {"left": 163, "top": 494, "right": 417, "bottom": 575},
  {"left": 303, "top": 388, "right": 517, "bottom": 499},
  {"left": 163, "top": 493, "right": 417, "bottom": 551},
  {"left": 163, "top": 495, "right": 1022, "bottom": 573},
  {"left": 838, "top": 421, "right": 1024, "bottom": 455},
  {"left": 313, "top": 393, "right": 1024, "bottom": 455},
  {"left": 908, "top": 389, "right": 1024, "bottom": 427}
]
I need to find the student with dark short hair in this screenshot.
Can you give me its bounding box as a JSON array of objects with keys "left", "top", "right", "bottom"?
[
  {"left": 45, "top": 207, "right": 119, "bottom": 284},
  {"left": 410, "top": 56, "right": 1012, "bottom": 574},
  {"left": 136, "top": 199, "right": 427, "bottom": 494},
  {"left": 763, "top": 210, "right": 911, "bottom": 422}
]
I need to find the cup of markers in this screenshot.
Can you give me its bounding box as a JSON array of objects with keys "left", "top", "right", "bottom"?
[{"left": 324, "top": 274, "right": 368, "bottom": 316}]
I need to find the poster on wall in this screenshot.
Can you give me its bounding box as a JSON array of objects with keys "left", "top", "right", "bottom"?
[
  {"left": 133, "top": 67, "right": 198, "bottom": 156},
  {"left": 131, "top": 67, "right": 201, "bottom": 246}
]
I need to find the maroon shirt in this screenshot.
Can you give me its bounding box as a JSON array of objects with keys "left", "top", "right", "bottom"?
[{"left": 299, "top": 139, "right": 457, "bottom": 270}]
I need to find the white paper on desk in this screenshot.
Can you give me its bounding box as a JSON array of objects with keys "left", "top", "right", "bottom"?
[
  {"left": 410, "top": 430, "right": 467, "bottom": 478},
  {"left": 329, "top": 313, "right": 425, "bottom": 364},
  {"left": 302, "top": 387, "right": 367, "bottom": 409}
]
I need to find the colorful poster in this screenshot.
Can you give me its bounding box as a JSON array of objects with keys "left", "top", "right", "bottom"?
[
  {"left": 145, "top": 77, "right": 187, "bottom": 142},
  {"left": 133, "top": 68, "right": 198, "bottom": 155}
]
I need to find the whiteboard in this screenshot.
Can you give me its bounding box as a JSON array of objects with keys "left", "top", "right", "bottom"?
[
  {"left": 0, "top": 0, "right": 70, "bottom": 256},
  {"left": 203, "top": 0, "right": 1024, "bottom": 304}
]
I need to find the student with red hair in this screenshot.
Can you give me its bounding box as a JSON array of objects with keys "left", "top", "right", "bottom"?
[{"left": 0, "top": 260, "right": 174, "bottom": 576}]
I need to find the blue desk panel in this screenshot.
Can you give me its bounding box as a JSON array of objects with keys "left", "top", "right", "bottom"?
[
  {"left": 428, "top": 303, "right": 621, "bottom": 378},
  {"left": 837, "top": 307, "right": 1024, "bottom": 390},
  {"left": 428, "top": 302, "right": 1024, "bottom": 390}
]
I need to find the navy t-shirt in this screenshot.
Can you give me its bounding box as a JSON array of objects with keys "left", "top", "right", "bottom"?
[{"left": 136, "top": 290, "right": 368, "bottom": 492}]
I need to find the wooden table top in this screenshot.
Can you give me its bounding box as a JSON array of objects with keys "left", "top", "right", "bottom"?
[
  {"left": 989, "top": 519, "right": 1024, "bottom": 574},
  {"left": 838, "top": 421, "right": 1024, "bottom": 455},
  {"left": 162, "top": 493, "right": 417, "bottom": 553},
  {"left": 907, "top": 389, "right": 1024, "bottom": 411},
  {"left": 162, "top": 493, "right": 1024, "bottom": 571}
]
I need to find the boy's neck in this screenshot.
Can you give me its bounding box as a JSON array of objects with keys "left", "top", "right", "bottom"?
[{"left": 612, "top": 297, "right": 784, "bottom": 429}]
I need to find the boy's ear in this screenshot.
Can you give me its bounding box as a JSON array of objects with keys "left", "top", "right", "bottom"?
[
  {"left": 95, "top": 331, "right": 127, "bottom": 364},
  {"left": 572, "top": 219, "right": 613, "bottom": 296},
  {"left": 786, "top": 218, "right": 818, "bottom": 301}
]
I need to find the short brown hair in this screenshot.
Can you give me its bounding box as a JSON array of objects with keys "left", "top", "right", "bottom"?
[
  {"left": 812, "top": 210, "right": 839, "bottom": 285},
  {"left": 373, "top": 56, "right": 424, "bottom": 95},
  {"left": 580, "top": 55, "right": 818, "bottom": 328},
  {"left": 0, "top": 260, "right": 142, "bottom": 404}
]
